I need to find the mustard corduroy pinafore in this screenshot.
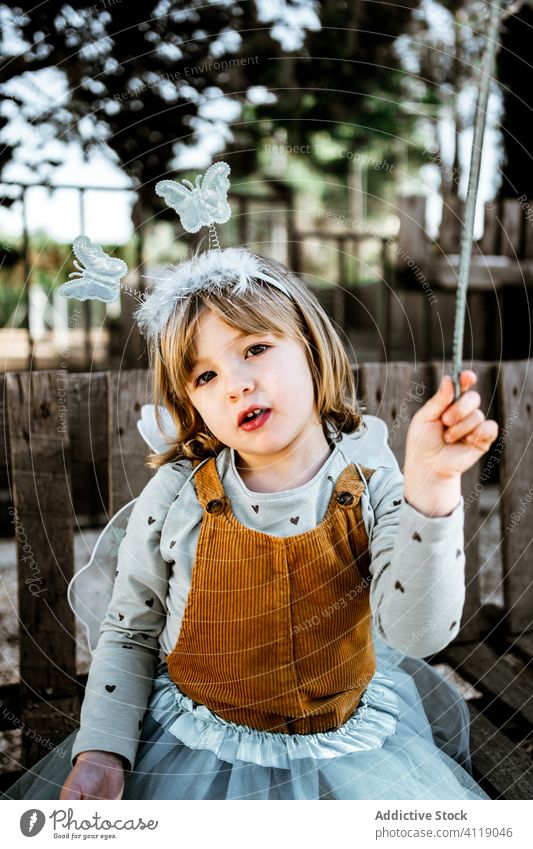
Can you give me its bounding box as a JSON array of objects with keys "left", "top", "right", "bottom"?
[{"left": 166, "top": 456, "right": 377, "bottom": 735}]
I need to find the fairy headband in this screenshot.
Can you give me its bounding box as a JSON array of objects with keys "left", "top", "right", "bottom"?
[{"left": 59, "top": 162, "right": 293, "bottom": 340}]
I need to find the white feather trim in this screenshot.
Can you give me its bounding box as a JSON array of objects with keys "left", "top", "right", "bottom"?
[{"left": 134, "top": 247, "right": 292, "bottom": 339}]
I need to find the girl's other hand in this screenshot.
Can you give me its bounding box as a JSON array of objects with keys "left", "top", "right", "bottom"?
[
  {"left": 405, "top": 370, "right": 499, "bottom": 480},
  {"left": 59, "top": 750, "right": 125, "bottom": 800}
]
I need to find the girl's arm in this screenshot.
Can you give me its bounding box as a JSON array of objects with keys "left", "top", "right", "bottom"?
[
  {"left": 367, "top": 370, "right": 498, "bottom": 658},
  {"left": 367, "top": 465, "right": 465, "bottom": 657}
]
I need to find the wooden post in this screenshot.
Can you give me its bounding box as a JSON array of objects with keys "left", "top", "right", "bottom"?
[
  {"left": 68, "top": 372, "right": 108, "bottom": 521},
  {"left": 238, "top": 196, "right": 247, "bottom": 246},
  {"left": 479, "top": 200, "right": 502, "bottom": 256},
  {"left": 122, "top": 196, "right": 148, "bottom": 369},
  {"left": 438, "top": 194, "right": 465, "bottom": 255},
  {"left": 334, "top": 236, "right": 347, "bottom": 338},
  {"left": 380, "top": 238, "right": 393, "bottom": 360},
  {"left": 286, "top": 187, "right": 300, "bottom": 272},
  {"left": 0, "top": 374, "right": 9, "bottom": 533},
  {"left": 107, "top": 369, "right": 155, "bottom": 513},
  {"left": 21, "top": 189, "right": 35, "bottom": 369},
  {"left": 498, "top": 360, "right": 533, "bottom": 634},
  {"left": 358, "top": 361, "right": 433, "bottom": 466},
  {"left": 501, "top": 199, "right": 522, "bottom": 258},
  {"left": 6, "top": 371, "right": 79, "bottom": 767},
  {"left": 397, "top": 196, "right": 428, "bottom": 263}
]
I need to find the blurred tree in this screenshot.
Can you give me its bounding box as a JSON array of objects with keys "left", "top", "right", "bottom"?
[
  {"left": 0, "top": 1, "right": 427, "bottom": 215},
  {"left": 238, "top": 0, "right": 421, "bottom": 176},
  {"left": 0, "top": 0, "right": 288, "bottom": 215},
  {"left": 390, "top": 1, "right": 498, "bottom": 208},
  {"left": 5, "top": 1, "right": 516, "bottom": 234},
  {"left": 391, "top": 1, "right": 533, "bottom": 208}
]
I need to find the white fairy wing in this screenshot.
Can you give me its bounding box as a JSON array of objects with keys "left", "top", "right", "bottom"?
[
  {"left": 59, "top": 236, "right": 128, "bottom": 304},
  {"left": 155, "top": 181, "right": 206, "bottom": 233},
  {"left": 199, "top": 161, "right": 231, "bottom": 224},
  {"left": 136, "top": 404, "right": 177, "bottom": 453},
  {"left": 73, "top": 235, "right": 128, "bottom": 277},
  {"left": 155, "top": 180, "right": 191, "bottom": 211},
  {"left": 68, "top": 500, "right": 135, "bottom": 652},
  {"left": 201, "top": 161, "right": 231, "bottom": 194},
  {"left": 179, "top": 199, "right": 211, "bottom": 234},
  {"left": 58, "top": 277, "right": 120, "bottom": 303},
  {"left": 155, "top": 162, "right": 231, "bottom": 233},
  {"left": 199, "top": 190, "right": 231, "bottom": 226}
]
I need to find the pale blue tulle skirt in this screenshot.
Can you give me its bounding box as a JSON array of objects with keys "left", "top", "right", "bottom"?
[{"left": 3, "top": 638, "right": 489, "bottom": 800}]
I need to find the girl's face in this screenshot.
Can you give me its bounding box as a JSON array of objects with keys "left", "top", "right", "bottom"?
[{"left": 185, "top": 308, "right": 326, "bottom": 472}]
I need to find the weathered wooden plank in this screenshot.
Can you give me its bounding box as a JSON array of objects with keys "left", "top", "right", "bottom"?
[
  {"left": 524, "top": 199, "right": 533, "bottom": 259},
  {"left": 438, "top": 195, "right": 464, "bottom": 255},
  {"left": 356, "top": 362, "right": 433, "bottom": 468},
  {"left": 333, "top": 236, "right": 347, "bottom": 335},
  {"left": 497, "top": 361, "right": 533, "bottom": 634},
  {"left": 424, "top": 256, "right": 533, "bottom": 289},
  {"left": 108, "top": 369, "right": 155, "bottom": 513},
  {"left": 5, "top": 371, "right": 77, "bottom": 694},
  {"left": 397, "top": 195, "right": 427, "bottom": 263},
  {"left": 0, "top": 374, "right": 5, "bottom": 433},
  {"left": 506, "top": 632, "right": 533, "bottom": 663},
  {"left": 479, "top": 200, "right": 501, "bottom": 256},
  {"left": 0, "top": 676, "right": 88, "bottom": 734},
  {"left": 5, "top": 371, "right": 78, "bottom": 767},
  {"left": 501, "top": 199, "right": 523, "bottom": 259},
  {"left": 67, "top": 372, "right": 108, "bottom": 519},
  {"left": 8, "top": 698, "right": 79, "bottom": 770},
  {"left": 467, "top": 702, "right": 533, "bottom": 800},
  {"left": 443, "top": 641, "right": 533, "bottom": 727},
  {"left": 0, "top": 374, "right": 9, "bottom": 528}
]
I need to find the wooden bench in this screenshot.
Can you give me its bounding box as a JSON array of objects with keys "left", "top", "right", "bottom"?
[{"left": 1, "top": 362, "right": 532, "bottom": 798}]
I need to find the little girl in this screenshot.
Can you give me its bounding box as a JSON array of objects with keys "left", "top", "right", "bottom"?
[{"left": 4, "top": 168, "right": 499, "bottom": 801}]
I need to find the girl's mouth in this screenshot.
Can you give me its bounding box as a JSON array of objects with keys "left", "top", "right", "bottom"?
[{"left": 239, "top": 408, "right": 271, "bottom": 431}]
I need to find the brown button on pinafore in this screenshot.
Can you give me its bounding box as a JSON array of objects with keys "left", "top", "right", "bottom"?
[{"left": 166, "top": 457, "right": 376, "bottom": 735}]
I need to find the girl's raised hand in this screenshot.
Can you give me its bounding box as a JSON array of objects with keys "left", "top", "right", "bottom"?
[{"left": 405, "top": 370, "right": 499, "bottom": 480}]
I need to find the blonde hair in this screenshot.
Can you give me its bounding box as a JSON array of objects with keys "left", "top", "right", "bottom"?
[{"left": 146, "top": 252, "right": 366, "bottom": 469}]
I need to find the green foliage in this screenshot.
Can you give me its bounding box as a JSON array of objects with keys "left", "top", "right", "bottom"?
[
  {"left": 0, "top": 281, "right": 26, "bottom": 327},
  {"left": 0, "top": 0, "right": 426, "bottom": 219},
  {"left": 2, "top": 1, "right": 504, "bottom": 261}
]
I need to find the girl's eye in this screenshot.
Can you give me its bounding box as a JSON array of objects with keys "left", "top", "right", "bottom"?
[
  {"left": 194, "top": 344, "right": 270, "bottom": 388},
  {"left": 247, "top": 344, "right": 269, "bottom": 357},
  {"left": 195, "top": 371, "right": 215, "bottom": 387}
]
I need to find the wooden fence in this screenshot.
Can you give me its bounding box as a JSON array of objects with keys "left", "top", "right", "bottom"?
[{"left": 1, "top": 361, "right": 532, "bottom": 797}]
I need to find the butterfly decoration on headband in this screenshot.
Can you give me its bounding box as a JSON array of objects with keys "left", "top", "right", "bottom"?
[
  {"left": 58, "top": 235, "right": 129, "bottom": 303},
  {"left": 155, "top": 161, "right": 231, "bottom": 247},
  {"left": 59, "top": 160, "right": 292, "bottom": 327}
]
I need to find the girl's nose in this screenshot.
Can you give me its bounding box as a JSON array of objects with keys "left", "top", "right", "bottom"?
[{"left": 226, "top": 370, "right": 255, "bottom": 398}]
